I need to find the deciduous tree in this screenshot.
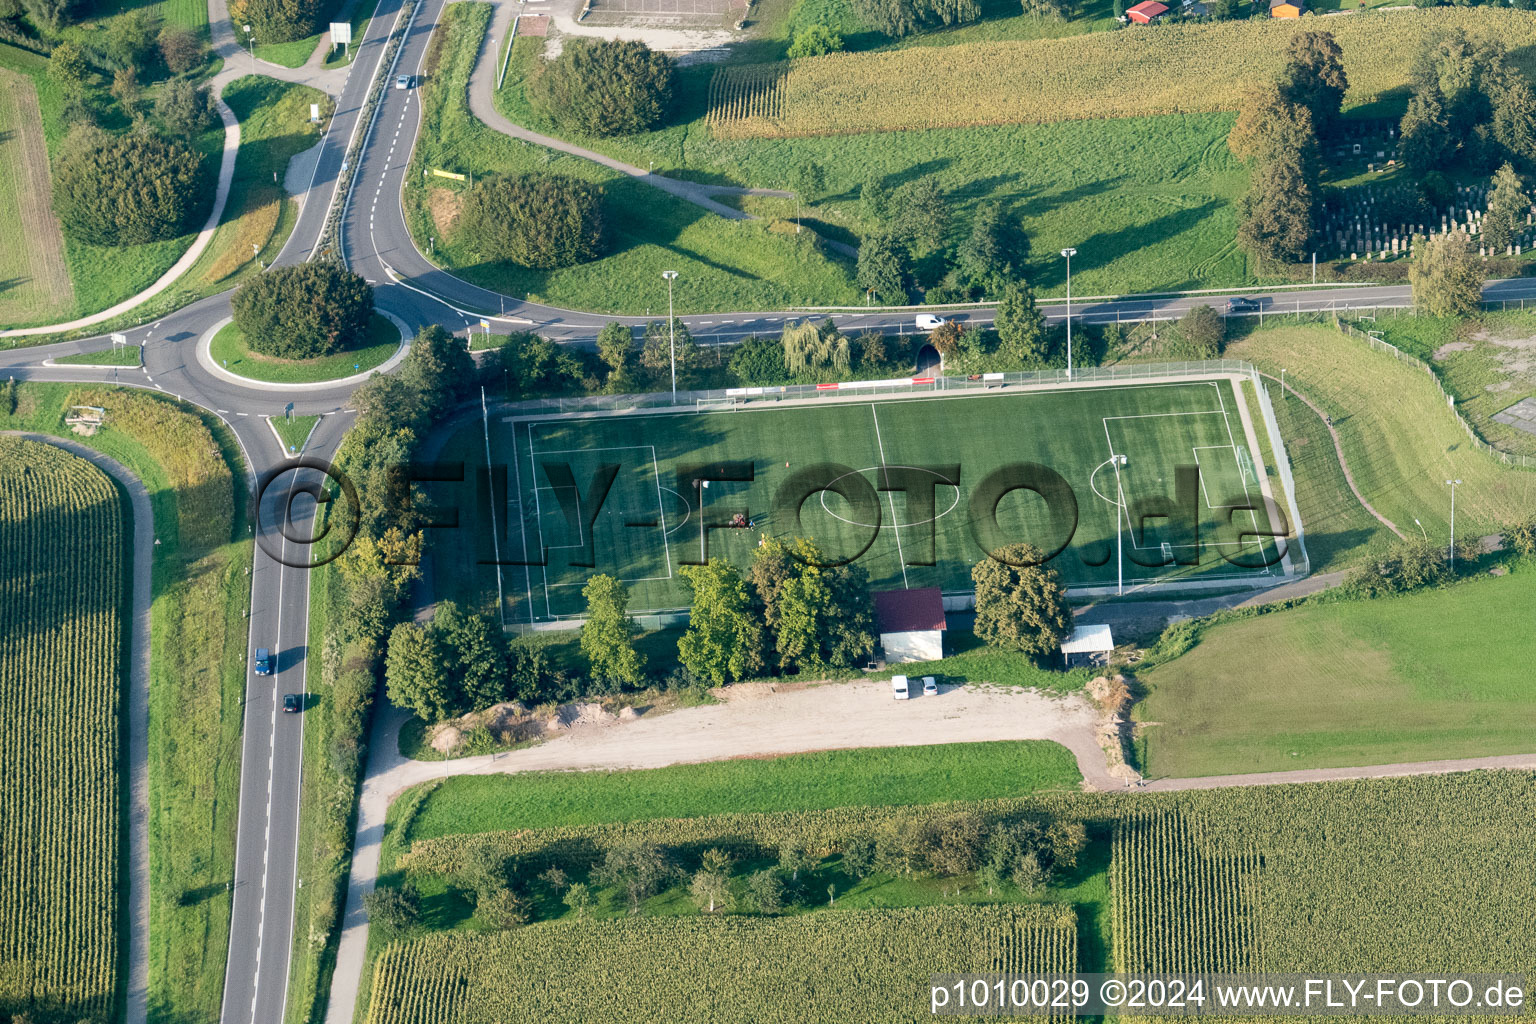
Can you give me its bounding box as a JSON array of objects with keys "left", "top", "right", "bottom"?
[
  {"left": 527, "top": 39, "right": 674, "bottom": 135},
  {"left": 856, "top": 231, "right": 910, "bottom": 304},
  {"left": 1409, "top": 229, "right": 1482, "bottom": 316},
  {"left": 954, "top": 203, "right": 1027, "bottom": 294},
  {"left": 230, "top": 261, "right": 374, "bottom": 359},
  {"left": 678, "top": 560, "right": 765, "bottom": 684},
  {"left": 1276, "top": 29, "right": 1347, "bottom": 138},
  {"left": 892, "top": 175, "right": 950, "bottom": 256},
  {"left": 994, "top": 280, "right": 1049, "bottom": 367},
  {"left": 581, "top": 574, "right": 645, "bottom": 686},
  {"left": 52, "top": 127, "right": 205, "bottom": 246},
  {"left": 970, "top": 542, "right": 1072, "bottom": 656}
]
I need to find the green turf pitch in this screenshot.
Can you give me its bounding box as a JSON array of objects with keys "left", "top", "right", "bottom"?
[{"left": 460, "top": 379, "right": 1291, "bottom": 622}]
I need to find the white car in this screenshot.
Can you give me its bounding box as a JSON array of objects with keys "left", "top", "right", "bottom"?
[
  {"left": 892, "top": 675, "right": 910, "bottom": 700},
  {"left": 922, "top": 676, "right": 938, "bottom": 696},
  {"left": 395, "top": 75, "right": 412, "bottom": 90},
  {"left": 915, "top": 313, "right": 946, "bottom": 331}
]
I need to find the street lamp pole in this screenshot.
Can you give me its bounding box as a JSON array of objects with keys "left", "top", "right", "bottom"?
[
  {"left": 1114, "top": 454, "right": 1127, "bottom": 595},
  {"left": 243, "top": 24, "right": 253, "bottom": 64},
  {"left": 1060, "top": 248, "right": 1077, "bottom": 378},
  {"left": 1445, "top": 479, "right": 1461, "bottom": 570},
  {"left": 662, "top": 270, "right": 679, "bottom": 403}
]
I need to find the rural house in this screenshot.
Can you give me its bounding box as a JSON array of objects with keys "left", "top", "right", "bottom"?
[
  {"left": 873, "top": 588, "right": 947, "bottom": 663},
  {"left": 1126, "top": 1, "right": 1168, "bottom": 21},
  {"left": 1269, "top": 0, "right": 1305, "bottom": 17}
]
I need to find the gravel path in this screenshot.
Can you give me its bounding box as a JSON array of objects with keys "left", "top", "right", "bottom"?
[{"left": 5, "top": 433, "right": 154, "bottom": 1024}]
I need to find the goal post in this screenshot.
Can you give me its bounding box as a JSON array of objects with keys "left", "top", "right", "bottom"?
[{"left": 696, "top": 396, "right": 736, "bottom": 412}]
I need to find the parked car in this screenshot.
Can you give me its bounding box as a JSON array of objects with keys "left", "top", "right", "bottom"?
[
  {"left": 892, "top": 675, "right": 910, "bottom": 700},
  {"left": 283, "top": 693, "right": 303, "bottom": 713},
  {"left": 922, "top": 676, "right": 938, "bottom": 696},
  {"left": 1225, "top": 296, "right": 1262, "bottom": 315},
  {"left": 395, "top": 74, "right": 412, "bottom": 90},
  {"left": 254, "top": 648, "right": 273, "bottom": 675},
  {"left": 915, "top": 314, "right": 947, "bottom": 331}
]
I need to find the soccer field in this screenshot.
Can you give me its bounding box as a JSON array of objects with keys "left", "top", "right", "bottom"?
[{"left": 440, "top": 376, "right": 1298, "bottom": 623}]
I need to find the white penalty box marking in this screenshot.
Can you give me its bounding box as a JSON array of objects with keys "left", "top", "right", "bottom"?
[
  {"left": 526, "top": 437, "right": 674, "bottom": 593},
  {"left": 1101, "top": 405, "right": 1269, "bottom": 558}
]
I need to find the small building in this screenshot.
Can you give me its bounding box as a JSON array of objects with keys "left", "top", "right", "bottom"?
[
  {"left": 1126, "top": 1, "right": 1168, "bottom": 22},
  {"left": 873, "top": 587, "right": 947, "bottom": 664},
  {"left": 1060, "top": 624, "right": 1115, "bottom": 668},
  {"left": 1269, "top": 0, "right": 1304, "bottom": 17}
]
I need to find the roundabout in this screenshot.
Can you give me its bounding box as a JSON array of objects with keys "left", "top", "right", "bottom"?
[{"left": 198, "top": 311, "right": 413, "bottom": 390}]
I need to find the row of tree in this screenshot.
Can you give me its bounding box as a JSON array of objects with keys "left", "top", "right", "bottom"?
[
  {"left": 1399, "top": 32, "right": 1536, "bottom": 175},
  {"left": 370, "top": 810, "right": 1089, "bottom": 934},
  {"left": 1229, "top": 30, "right": 1345, "bottom": 265},
  {"left": 854, "top": 175, "right": 1030, "bottom": 304}
]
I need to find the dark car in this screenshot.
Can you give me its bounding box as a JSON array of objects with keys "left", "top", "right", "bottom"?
[
  {"left": 1225, "top": 296, "right": 1262, "bottom": 315},
  {"left": 283, "top": 693, "right": 303, "bottom": 713},
  {"left": 255, "top": 647, "right": 273, "bottom": 675}
]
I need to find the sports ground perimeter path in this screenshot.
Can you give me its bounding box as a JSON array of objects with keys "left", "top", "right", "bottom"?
[
  {"left": 464, "top": 1, "right": 807, "bottom": 228},
  {"left": 3, "top": 433, "right": 153, "bottom": 1024}
]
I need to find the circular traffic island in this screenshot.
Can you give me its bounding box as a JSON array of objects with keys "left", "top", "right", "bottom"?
[{"left": 209, "top": 314, "right": 402, "bottom": 384}]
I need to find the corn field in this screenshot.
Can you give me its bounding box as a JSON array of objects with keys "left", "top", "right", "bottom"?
[
  {"left": 0, "top": 436, "right": 124, "bottom": 1021},
  {"left": 1107, "top": 772, "right": 1536, "bottom": 1005},
  {"left": 708, "top": 8, "right": 1536, "bottom": 139},
  {"left": 1110, "top": 808, "right": 1262, "bottom": 975},
  {"left": 366, "top": 905, "right": 1077, "bottom": 1024},
  {"left": 705, "top": 64, "right": 787, "bottom": 131}
]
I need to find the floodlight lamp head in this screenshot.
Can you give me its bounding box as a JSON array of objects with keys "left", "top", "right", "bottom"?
[
  {"left": 662, "top": 270, "right": 679, "bottom": 281},
  {"left": 1060, "top": 247, "right": 1077, "bottom": 258}
]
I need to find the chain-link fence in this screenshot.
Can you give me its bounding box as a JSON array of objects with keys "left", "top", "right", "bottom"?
[{"left": 1332, "top": 316, "right": 1536, "bottom": 470}]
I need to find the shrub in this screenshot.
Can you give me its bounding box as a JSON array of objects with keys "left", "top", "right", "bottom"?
[
  {"left": 1342, "top": 539, "right": 1449, "bottom": 598},
  {"left": 1507, "top": 517, "right": 1536, "bottom": 558},
  {"left": 364, "top": 886, "right": 421, "bottom": 931},
  {"left": 158, "top": 27, "right": 207, "bottom": 73},
  {"left": 527, "top": 39, "right": 674, "bottom": 136},
  {"left": 788, "top": 23, "right": 843, "bottom": 57},
  {"left": 230, "top": 261, "right": 374, "bottom": 359},
  {"left": 1176, "top": 304, "right": 1225, "bottom": 357},
  {"left": 52, "top": 128, "right": 206, "bottom": 246},
  {"left": 229, "top": 0, "right": 324, "bottom": 44},
  {"left": 458, "top": 173, "right": 606, "bottom": 268},
  {"left": 155, "top": 79, "right": 218, "bottom": 135}
]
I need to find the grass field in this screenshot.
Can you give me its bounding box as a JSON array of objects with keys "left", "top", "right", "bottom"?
[
  {"left": 404, "top": 742, "right": 1083, "bottom": 840},
  {"left": 0, "top": 64, "right": 74, "bottom": 327},
  {"left": 191, "top": 77, "right": 334, "bottom": 289},
  {"left": 434, "top": 377, "right": 1293, "bottom": 623},
  {"left": 1135, "top": 566, "right": 1536, "bottom": 778},
  {"left": 1341, "top": 310, "right": 1536, "bottom": 460},
  {"left": 210, "top": 314, "right": 398, "bottom": 382},
  {"left": 366, "top": 905, "right": 1076, "bottom": 1024},
  {"left": 53, "top": 345, "right": 142, "bottom": 366},
  {"left": 269, "top": 413, "right": 320, "bottom": 455},
  {"left": 1225, "top": 324, "right": 1536, "bottom": 545},
  {"left": 707, "top": 8, "right": 1536, "bottom": 138},
  {"left": 0, "top": 43, "right": 222, "bottom": 330},
  {"left": 0, "top": 437, "right": 125, "bottom": 1023},
  {"left": 498, "top": 34, "right": 1252, "bottom": 298},
  {"left": 409, "top": 4, "right": 861, "bottom": 315},
  {"left": 0, "top": 384, "right": 252, "bottom": 1024}
]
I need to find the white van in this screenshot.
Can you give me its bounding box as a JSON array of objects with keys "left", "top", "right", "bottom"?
[
  {"left": 891, "top": 675, "right": 910, "bottom": 700},
  {"left": 915, "top": 314, "right": 946, "bottom": 331}
]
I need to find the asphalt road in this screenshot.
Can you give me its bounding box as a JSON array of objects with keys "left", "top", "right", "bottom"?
[{"left": 4, "top": 2, "right": 1536, "bottom": 1022}]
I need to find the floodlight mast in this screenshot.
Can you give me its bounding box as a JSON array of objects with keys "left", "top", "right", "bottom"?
[
  {"left": 1060, "top": 248, "right": 1078, "bottom": 379},
  {"left": 662, "top": 270, "right": 680, "bottom": 403}
]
